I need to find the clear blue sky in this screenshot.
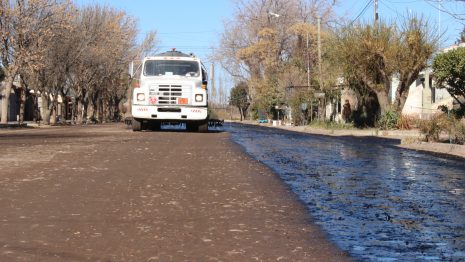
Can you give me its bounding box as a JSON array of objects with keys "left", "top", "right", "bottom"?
[
  {"left": 75, "top": 0, "right": 233, "bottom": 64},
  {"left": 337, "top": 0, "right": 463, "bottom": 47},
  {"left": 75, "top": 0, "right": 463, "bottom": 61}
]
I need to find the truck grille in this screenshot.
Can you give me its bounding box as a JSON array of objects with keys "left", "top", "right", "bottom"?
[{"left": 149, "top": 84, "right": 191, "bottom": 105}]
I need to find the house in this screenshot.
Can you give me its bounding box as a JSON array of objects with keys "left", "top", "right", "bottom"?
[
  {"left": 392, "top": 69, "right": 454, "bottom": 119},
  {"left": 0, "top": 77, "right": 26, "bottom": 122},
  {"left": 394, "top": 43, "right": 465, "bottom": 119},
  {"left": 0, "top": 77, "right": 58, "bottom": 123}
]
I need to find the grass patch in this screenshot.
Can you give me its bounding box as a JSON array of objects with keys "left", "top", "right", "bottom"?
[{"left": 308, "top": 120, "right": 355, "bottom": 130}]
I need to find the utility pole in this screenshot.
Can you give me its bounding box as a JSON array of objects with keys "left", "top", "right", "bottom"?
[
  {"left": 374, "top": 0, "right": 378, "bottom": 30},
  {"left": 306, "top": 29, "right": 310, "bottom": 91},
  {"left": 306, "top": 23, "right": 312, "bottom": 123},
  {"left": 317, "top": 16, "right": 322, "bottom": 90},
  {"left": 317, "top": 16, "right": 324, "bottom": 121}
]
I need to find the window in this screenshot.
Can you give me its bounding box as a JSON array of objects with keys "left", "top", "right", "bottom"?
[
  {"left": 201, "top": 65, "right": 208, "bottom": 83},
  {"left": 144, "top": 60, "right": 200, "bottom": 77}
]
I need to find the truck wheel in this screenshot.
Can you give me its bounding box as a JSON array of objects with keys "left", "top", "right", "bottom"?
[
  {"left": 198, "top": 121, "right": 208, "bottom": 133},
  {"left": 132, "top": 118, "right": 142, "bottom": 131}
]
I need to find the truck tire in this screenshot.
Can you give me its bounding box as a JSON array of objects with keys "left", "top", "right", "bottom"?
[{"left": 132, "top": 118, "right": 142, "bottom": 131}]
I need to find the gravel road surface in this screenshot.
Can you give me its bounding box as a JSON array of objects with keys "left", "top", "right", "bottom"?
[{"left": 0, "top": 124, "right": 349, "bottom": 261}]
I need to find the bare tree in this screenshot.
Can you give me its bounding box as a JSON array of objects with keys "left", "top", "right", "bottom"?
[
  {"left": 66, "top": 4, "right": 142, "bottom": 124},
  {"left": 216, "top": 0, "right": 337, "bottom": 115},
  {"left": 0, "top": 0, "right": 71, "bottom": 124}
]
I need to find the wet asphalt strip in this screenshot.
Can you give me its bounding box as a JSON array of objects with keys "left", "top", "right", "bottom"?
[{"left": 226, "top": 123, "right": 465, "bottom": 262}]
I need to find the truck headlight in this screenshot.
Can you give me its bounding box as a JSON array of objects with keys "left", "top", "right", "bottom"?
[
  {"left": 195, "top": 94, "right": 203, "bottom": 102},
  {"left": 137, "top": 93, "right": 145, "bottom": 101}
]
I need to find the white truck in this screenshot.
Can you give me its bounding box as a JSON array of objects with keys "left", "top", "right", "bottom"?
[{"left": 131, "top": 50, "right": 209, "bottom": 132}]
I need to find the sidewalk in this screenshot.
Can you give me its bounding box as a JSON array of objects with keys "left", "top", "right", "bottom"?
[
  {"left": 240, "top": 120, "right": 465, "bottom": 159},
  {"left": 0, "top": 122, "right": 28, "bottom": 128},
  {"left": 0, "top": 121, "right": 56, "bottom": 129}
]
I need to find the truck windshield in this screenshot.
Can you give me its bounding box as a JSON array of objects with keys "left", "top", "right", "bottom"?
[{"left": 144, "top": 60, "right": 200, "bottom": 77}]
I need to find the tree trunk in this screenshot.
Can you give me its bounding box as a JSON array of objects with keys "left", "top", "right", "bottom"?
[
  {"left": 19, "top": 88, "right": 26, "bottom": 124},
  {"left": 41, "top": 93, "right": 51, "bottom": 125},
  {"left": 50, "top": 105, "right": 57, "bottom": 125},
  {"left": 50, "top": 94, "right": 58, "bottom": 125},
  {"left": 83, "top": 99, "right": 89, "bottom": 123},
  {"left": 374, "top": 90, "right": 390, "bottom": 115},
  {"left": 239, "top": 107, "right": 243, "bottom": 121},
  {"left": 396, "top": 90, "right": 409, "bottom": 114},
  {"left": 1, "top": 74, "right": 15, "bottom": 124},
  {"left": 33, "top": 95, "right": 39, "bottom": 122},
  {"left": 114, "top": 97, "right": 121, "bottom": 121},
  {"left": 393, "top": 81, "right": 406, "bottom": 112},
  {"left": 98, "top": 98, "right": 104, "bottom": 123},
  {"left": 76, "top": 98, "right": 84, "bottom": 124}
]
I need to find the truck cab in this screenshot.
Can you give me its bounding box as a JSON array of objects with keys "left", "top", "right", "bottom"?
[{"left": 131, "top": 50, "right": 208, "bottom": 132}]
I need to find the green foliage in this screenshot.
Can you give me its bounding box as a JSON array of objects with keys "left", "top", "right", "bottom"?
[
  {"left": 438, "top": 105, "right": 465, "bottom": 119},
  {"left": 288, "top": 91, "right": 310, "bottom": 126},
  {"left": 252, "top": 79, "right": 285, "bottom": 117},
  {"left": 377, "top": 110, "right": 415, "bottom": 130},
  {"left": 350, "top": 84, "right": 380, "bottom": 128},
  {"left": 309, "top": 120, "right": 354, "bottom": 130},
  {"left": 229, "top": 81, "right": 250, "bottom": 120},
  {"left": 377, "top": 110, "right": 400, "bottom": 130},
  {"left": 432, "top": 47, "right": 465, "bottom": 110},
  {"left": 229, "top": 82, "right": 249, "bottom": 108}
]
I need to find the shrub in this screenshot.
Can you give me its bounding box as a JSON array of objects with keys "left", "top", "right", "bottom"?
[
  {"left": 309, "top": 120, "right": 354, "bottom": 130},
  {"left": 418, "top": 113, "right": 452, "bottom": 142},
  {"left": 397, "top": 115, "right": 416, "bottom": 130},
  {"left": 451, "top": 122, "right": 465, "bottom": 145},
  {"left": 377, "top": 110, "right": 400, "bottom": 130}
]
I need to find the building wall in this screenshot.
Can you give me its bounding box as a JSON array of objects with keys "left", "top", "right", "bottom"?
[{"left": 394, "top": 69, "right": 453, "bottom": 119}]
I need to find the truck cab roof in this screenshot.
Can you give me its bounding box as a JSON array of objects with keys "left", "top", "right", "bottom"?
[
  {"left": 143, "top": 50, "right": 198, "bottom": 62},
  {"left": 155, "top": 50, "right": 191, "bottom": 57}
]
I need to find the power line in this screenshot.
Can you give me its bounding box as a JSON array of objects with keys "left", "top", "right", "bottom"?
[
  {"left": 350, "top": 0, "right": 374, "bottom": 25},
  {"left": 380, "top": 0, "right": 409, "bottom": 20}
]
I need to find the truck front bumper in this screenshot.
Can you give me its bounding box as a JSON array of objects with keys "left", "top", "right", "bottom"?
[{"left": 132, "top": 105, "right": 208, "bottom": 121}]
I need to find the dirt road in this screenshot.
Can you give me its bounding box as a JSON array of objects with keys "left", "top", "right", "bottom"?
[{"left": 0, "top": 124, "right": 349, "bottom": 261}]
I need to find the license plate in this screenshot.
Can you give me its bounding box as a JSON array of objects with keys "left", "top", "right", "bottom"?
[{"left": 178, "top": 98, "right": 188, "bottom": 105}]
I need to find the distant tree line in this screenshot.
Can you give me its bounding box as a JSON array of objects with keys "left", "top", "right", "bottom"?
[{"left": 0, "top": 0, "right": 157, "bottom": 124}]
